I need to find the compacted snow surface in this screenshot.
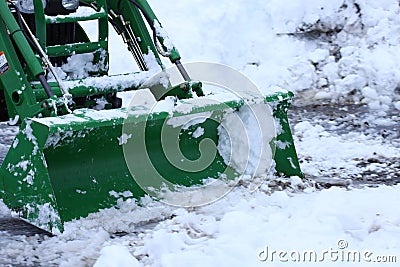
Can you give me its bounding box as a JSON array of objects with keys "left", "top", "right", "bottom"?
[{"left": 1, "top": 0, "right": 400, "bottom": 266}]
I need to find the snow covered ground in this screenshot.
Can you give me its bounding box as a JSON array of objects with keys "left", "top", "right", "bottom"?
[
  {"left": 1, "top": 0, "right": 400, "bottom": 266},
  {"left": 1, "top": 183, "right": 399, "bottom": 267}
]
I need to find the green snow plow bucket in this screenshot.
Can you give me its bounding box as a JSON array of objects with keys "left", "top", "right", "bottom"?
[{"left": 0, "top": 91, "right": 302, "bottom": 233}]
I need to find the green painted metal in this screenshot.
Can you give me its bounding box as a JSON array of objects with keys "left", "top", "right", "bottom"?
[
  {"left": 0, "top": 0, "right": 303, "bottom": 233},
  {"left": 34, "top": 0, "right": 109, "bottom": 74},
  {"left": 0, "top": 119, "right": 63, "bottom": 231},
  {"left": 46, "top": 41, "right": 108, "bottom": 57},
  {"left": 31, "top": 79, "right": 199, "bottom": 102},
  {"left": 45, "top": 9, "right": 108, "bottom": 24},
  {"left": 268, "top": 92, "right": 303, "bottom": 177},
  {"left": 33, "top": 0, "right": 47, "bottom": 49},
  {"left": 0, "top": 92, "right": 302, "bottom": 233},
  {"left": 0, "top": 1, "right": 44, "bottom": 120},
  {"left": 0, "top": 2, "right": 43, "bottom": 78}
]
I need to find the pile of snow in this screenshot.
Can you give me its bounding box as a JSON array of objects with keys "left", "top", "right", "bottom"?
[
  {"left": 0, "top": 201, "right": 11, "bottom": 217},
  {"left": 94, "top": 245, "right": 140, "bottom": 267},
  {"left": 151, "top": 0, "right": 400, "bottom": 110},
  {"left": 217, "top": 103, "right": 275, "bottom": 177}
]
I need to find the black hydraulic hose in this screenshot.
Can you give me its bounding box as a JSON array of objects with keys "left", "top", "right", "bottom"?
[
  {"left": 13, "top": 2, "right": 24, "bottom": 28},
  {"left": 117, "top": 0, "right": 158, "bottom": 47},
  {"left": 107, "top": 12, "right": 125, "bottom": 35},
  {"left": 38, "top": 74, "right": 54, "bottom": 97},
  {"left": 78, "top": 0, "right": 90, "bottom": 7}
]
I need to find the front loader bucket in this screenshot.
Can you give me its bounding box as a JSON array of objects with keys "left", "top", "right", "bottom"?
[{"left": 0, "top": 91, "right": 302, "bottom": 233}]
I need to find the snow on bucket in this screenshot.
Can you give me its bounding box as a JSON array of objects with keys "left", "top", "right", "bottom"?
[{"left": 122, "top": 62, "right": 278, "bottom": 207}]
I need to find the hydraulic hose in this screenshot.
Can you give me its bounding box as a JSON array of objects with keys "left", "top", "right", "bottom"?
[
  {"left": 119, "top": 0, "right": 193, "bottom": 81},
  {"left": 117, "top": 0, "right": 158, "bottom": 46},
  {"left": 38, "top": 74, "right": 54, "bottom": 97},
  {"left": 7, "top": 1, "right": 56, "bottom": 98},
  {"left": 2, "top": 1, "right": 44, "bottom": 76}
]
